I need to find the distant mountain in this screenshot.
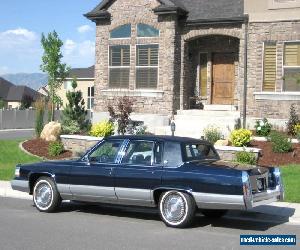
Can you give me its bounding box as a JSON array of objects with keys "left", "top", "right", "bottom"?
[{"left": 0, "top": 73, "right": 48, "bottom": 90}]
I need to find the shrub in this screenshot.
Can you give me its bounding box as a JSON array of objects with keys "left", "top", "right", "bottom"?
[
  {"left": 34, "top": 98, "right": 45, "bottom": 138},
  {"left": 48, "top": 141, "right": 64, "bottom": 157},
  {"left": 235, "top": 150, "right": 257, "bottom": 165},
  {"left": 294, "top": 124, "right": 300, "bottom": 140},
  {"left": 255, "top": 118, "right": 272, "bottom": 137},
  {"left": 62, "top": 120, "right": 80, "bottom": 135},
  {"left": 108, "top": 96, "right": 133, "bottom": 135},
  {"left": 230, "top": 129, "right": 252, "bottom": 147},
  {"left": 203, "top": 125, "right": 223, "bottom": 144},
  {"left": 269, "top": 131, "right": 292, "bottom": 153},
  {"left": 133, "top": 125, "right": 148, "bottom": 135},
  {"left": 287, "top": 104, "right": 299, "bottom": 136},
  {"left": 90, "top": 121, "right": 114, "bottom": 137}
]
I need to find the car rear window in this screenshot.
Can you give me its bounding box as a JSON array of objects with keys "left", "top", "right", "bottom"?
[{"left": 184, "top": 143, "right": 219, "bottom": 161}]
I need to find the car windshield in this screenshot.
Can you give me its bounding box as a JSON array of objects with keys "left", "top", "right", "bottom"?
[{"left": 184, "top": 143, "right": 219, "bottom": 161}]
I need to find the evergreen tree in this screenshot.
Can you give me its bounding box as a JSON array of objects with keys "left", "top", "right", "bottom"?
[{"left": 61, "top": 79, "right": 90, "bottom": 134}]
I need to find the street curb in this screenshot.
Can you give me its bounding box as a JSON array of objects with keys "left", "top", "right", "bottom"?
[{"left": 0, "top": 129, "right": 34, "bottom": 132}]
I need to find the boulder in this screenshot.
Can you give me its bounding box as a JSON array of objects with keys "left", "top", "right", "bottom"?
[
  {"left": 41, "top": 122, "right": 62, "bottom": 142},
  {"left": 214, "top": 139, "right": 230, "bottom": 146}
]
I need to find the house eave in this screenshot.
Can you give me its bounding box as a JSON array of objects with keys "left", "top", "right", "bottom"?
[
  {"left": 84, "top": 11, "right": 111, "bottom": 22},
  {"left": 186, "top": 16, "right": 247, "bottom": 26}
]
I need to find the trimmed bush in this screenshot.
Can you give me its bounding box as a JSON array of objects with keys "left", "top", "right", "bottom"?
[
  {"left": 48, "top": 141, "right": 64, "bottom": 157},
  {"left": 235, "top": 150, "right": 257, "bottom": 165},
  {"left": 203, "top": 125, "right": 223, "bottom": 144},
  {"left": 90, "top": 121, "right": 114, "bottom": 137},
  {"left": 230, "top": 129, "right": 252, "bottom": 147},
  {"left": 269, "top": 132, "right": 292, "bottom": 153},
  {"left": 255, "top": 118, "right": 272, "bottom": 137}
]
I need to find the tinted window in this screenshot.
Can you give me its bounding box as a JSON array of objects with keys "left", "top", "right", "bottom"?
[
  {"left": 184, "top": 143, "right": 219, "bottom": 161},
  {"left": 122, "top": 141, "right": 154, "bottom": 165},
  {"left": 163, "top": 142, "right": 182, "bottom": 167},
  {"left": 110, "top": 24, "right": 131, "bottom": 39},
  {"left": 89, "top": 140, "right": 123, "bottom": 163}
]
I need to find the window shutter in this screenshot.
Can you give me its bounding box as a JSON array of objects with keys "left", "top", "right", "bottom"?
[
  {"left": 284, "top": 43, "right": 300, "bottom": 66},
  {"left": 263, "top": 43, "right": 277, "bottom": 91}
]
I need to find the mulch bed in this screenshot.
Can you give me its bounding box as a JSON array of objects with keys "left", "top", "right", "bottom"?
[
  {"left": 251, "top": 140, "right": 300, "bottom": 166},
  {"left": 23, "top": 138, "right": 72, "bottom": 160}
]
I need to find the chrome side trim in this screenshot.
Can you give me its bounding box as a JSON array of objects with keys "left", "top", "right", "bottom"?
[
  {"left": 115, "top": 187, "right": 151, "bottom": 202},
  {"left": 192, "top": 192, "right": 245, "bottom": 210},
  {"left": 11, "top": 180, "right": 29, "bottom": 193},
  {"left": 70, "top": 185, "right": 116, "bottom": 199},
  {"left": 57, "top": 184, "right": 71, "bottom": 195}
]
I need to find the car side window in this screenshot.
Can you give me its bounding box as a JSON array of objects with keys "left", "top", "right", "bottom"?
[
  {"left": 163, "top": 142, "right": 182, "bottom": 167},
  {"left": 154, "top": 142, "right": 162, "bottom": 164},
  {"left": 122, "top": 141, "right": 154, "bottom": 165},
  {"left": 89, "top": 140, "right": 123, "bottom": 164}
]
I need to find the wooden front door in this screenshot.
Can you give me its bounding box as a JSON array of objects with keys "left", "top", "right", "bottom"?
[{"left": 212, "top": 53, "right": 235, "bottom": 105}]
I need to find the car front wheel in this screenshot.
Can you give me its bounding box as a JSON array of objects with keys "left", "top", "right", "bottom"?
[
  {"left": 159, "top": 190, "right": 196, "bottom": 228},
  {"left": 33, "top": 177, "right": 61, "bottom": 212}
]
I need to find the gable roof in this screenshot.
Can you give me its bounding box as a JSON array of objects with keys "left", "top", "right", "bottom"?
[
  {"left": 0, "top": 77, "right": 42, "bottom": 102},
  {"left": 0, "top": 77, "right": 14, "bottom": 99},
  {"left": 67, "top": 66, "right": 95, "bottom": 79},
  {"left": 6, "top": 85, "right": 42, "bottom": 102},
  {"left": 85, "top": 0, "right": 245, "bottom": 24}
]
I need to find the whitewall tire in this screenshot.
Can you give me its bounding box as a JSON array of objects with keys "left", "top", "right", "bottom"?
[
  {"left": 159, "top": 190, "right": 196, "bottom": 228},
  {"left": 33, "top": 177, "right": 61, "bottom": 212}
]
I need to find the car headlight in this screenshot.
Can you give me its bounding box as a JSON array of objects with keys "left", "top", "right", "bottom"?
[{"left": 15, "top": 166, "right": 20, "bottom": 177}]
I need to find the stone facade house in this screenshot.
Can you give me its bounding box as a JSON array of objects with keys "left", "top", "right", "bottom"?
[{"left": 85, "top": 0, "right": 300, "bottom": 137}]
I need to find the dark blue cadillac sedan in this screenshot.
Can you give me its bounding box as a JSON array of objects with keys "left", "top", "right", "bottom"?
[{"left": 11, "top": 135, "right": 284, "bottom": 228}]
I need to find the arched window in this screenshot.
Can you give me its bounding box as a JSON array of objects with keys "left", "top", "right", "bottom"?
[
  {"left": 137, "top": 24, "right": 159, "bottom": 38},
  {"left": 110, "top": 24, "right": 131, "bottom": 39}
]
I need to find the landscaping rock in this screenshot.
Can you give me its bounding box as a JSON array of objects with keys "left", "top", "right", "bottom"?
[
  {"left": 41, "top": 122, "right": 62, "bottom": 142},
  {"left": 215, "top": 139, "right": 230, "bottom": 146}
]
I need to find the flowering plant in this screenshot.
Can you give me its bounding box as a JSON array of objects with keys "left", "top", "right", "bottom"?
[{"left": 254, "top": 118, "right": 272, "bottom": 137}]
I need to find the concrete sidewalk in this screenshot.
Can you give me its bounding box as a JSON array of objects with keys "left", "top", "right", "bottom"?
[{"left": 1, "top": 181, "right": 299, "bottom": 225}]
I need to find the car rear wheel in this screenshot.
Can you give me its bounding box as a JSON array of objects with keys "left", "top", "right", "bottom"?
[
  {"left": 159, "top": 190, "right": 196, "bottom": 228},
  {"left": 201, "top": 209, "right": 228, "bottom": 218},
  {"left": 33, "top": 177, "right": 61, "bottom": 212}
]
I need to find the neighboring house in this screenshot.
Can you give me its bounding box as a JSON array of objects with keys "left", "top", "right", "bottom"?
[
  {"left": 42, "top": 66, "right": 95, "bottom": 111},
  {"left": 0, "top": 77, "right": 42, "bottom": 109},
  {"left": 85, "top": 0, "right": 300, "bottom": 135}
]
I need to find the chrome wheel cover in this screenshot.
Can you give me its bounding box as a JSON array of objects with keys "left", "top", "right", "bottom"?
[
  {"left": 162, "top": 192, "right": 186, "bottom": 224},
  {"left": 34, "top": 181, "right": 53, "bottom": 210}
]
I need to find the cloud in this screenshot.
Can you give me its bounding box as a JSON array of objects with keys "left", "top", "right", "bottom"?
[
  {"left": 63, "top": 39, "right": 95, "bottom": 67},
  {"left": 0, "top": 28, "right": 42, "bottom": 73},
  {"left": 0, "top": 66, "right": 9, "bottom": 75},
  {"left": 77, "top": 25, "right": 93, "bottom": 34}
]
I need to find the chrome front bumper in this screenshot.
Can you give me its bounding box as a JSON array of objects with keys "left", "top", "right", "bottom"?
[{"left": 11, "top": 179, "right": 29, "bottom": 193}]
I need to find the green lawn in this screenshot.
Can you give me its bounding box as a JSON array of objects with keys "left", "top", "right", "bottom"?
[
  {"left": 0, "top": 140, "right": 40, "bottom": 180},
  {"left": 281, "top": 164, "right": 300, "bottom": 203}
]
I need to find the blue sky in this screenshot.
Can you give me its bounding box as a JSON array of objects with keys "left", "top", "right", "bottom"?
[{"left": 0, "top": 0, "right": 100, "bottom": 74}]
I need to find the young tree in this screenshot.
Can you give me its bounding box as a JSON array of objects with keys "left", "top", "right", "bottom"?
[
  {"left": 61, "top": 79, "right": 90, "bottom": 134},
  {"left": 0, "top": 98, "right": 5, "bottom": 109},
  {"left": 40, "top": 31, "right": 69, "bottom": 121}
]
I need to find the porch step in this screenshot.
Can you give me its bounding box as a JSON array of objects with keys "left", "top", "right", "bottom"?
[
  {"left": 203, "top": 105, "right": 238, "bottom": 111},
  {"left": 172, "top": 110, "right": 240, "bottom": 139}
]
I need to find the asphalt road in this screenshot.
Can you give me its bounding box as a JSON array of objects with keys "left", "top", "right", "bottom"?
[
  {"left": 0, "top": 198, "right": 299, "bottom": 250},
  {"left": 0, "top": 129, "right": 34, "bottom": 140}
]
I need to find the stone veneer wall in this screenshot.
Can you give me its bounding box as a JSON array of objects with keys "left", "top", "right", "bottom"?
[
  {"left": 247, "top": 21, "right": 300, "bottom": 121},
  {"left": 94, "top": 0, "right": 179, "bottom": 115}
]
